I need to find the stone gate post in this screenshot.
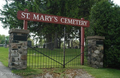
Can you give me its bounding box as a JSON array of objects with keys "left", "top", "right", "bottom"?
[
  {"left": 8, "top": 29, "right": 29, "bottom": 69},
  {"left": 86, "top": 36, "right": 105, "bottom": 68}
]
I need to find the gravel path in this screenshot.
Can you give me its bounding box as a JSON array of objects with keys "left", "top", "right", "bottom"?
[
  {"left": 0, "top": 62, "right": 94, "bottom": 78},
  {"left": 34, "top": 69, "right": 94, "bottom": 78}
]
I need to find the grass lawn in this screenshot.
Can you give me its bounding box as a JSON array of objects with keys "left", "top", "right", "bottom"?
[
  {"left": 0, "top": 47, "right": 9, "bottom": 67},
  {"left": 85, "top": 67, "right": 120, "bottom": 78},
  {"left": 0, "top": 47, "right": 120, "bottom": 78}
]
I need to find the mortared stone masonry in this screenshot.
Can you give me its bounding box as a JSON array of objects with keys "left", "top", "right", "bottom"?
[
  {"left": 87, "top": 36, "right": 105, "bottom": 68},
  {"left": 8, "top": 29, "right": 29, "bottom": 69}
]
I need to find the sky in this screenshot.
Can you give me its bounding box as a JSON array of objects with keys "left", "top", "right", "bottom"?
[{"left": 0, "top": 0, "right": 120, "bottom": 36}]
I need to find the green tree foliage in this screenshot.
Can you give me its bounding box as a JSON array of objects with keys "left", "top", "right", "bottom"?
[
  {"left": 0, "top": 0, "right": 82, "bottom": 49},
  {"left": 81, "top": 0, "right": 108, "bottom": 36},
  {"left": 0, "top": 0, "right": 106, "bottom": 49},
  {"left": 90, "top": 0, "right": 120, "bottom": 68},
  {"left": 0, "top": 35, "right": 5, "bottom": 44},
  {"left": 0, "top": 35, "right": 9, "bottom": 44}
]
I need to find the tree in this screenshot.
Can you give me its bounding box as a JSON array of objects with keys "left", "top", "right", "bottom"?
[
  {"left": 0, "top": 35, "right": 9, "bottom": 44},
  {"left": 90, "top": 0, "right": 120, "bottom": 68},
  {"left": 0, "top": 0, "right": 106, "bottom": 49},
  {"left": 0, "top": 0, "right": 82, "bottom": 49},
  {"left": 74, "top": 0, "right": 108, "bottom": 48}
]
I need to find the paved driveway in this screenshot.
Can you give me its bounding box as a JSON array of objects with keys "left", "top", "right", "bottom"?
[{"left": 0, "top": 62, "right": 22, "bottom": 78}]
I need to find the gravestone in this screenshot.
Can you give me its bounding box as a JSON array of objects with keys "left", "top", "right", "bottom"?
[
  {"left": 87, "top": 36, "right": 105, "bottom": 68},
  {"left": 27, "top": 40, "right": 32, "bottom": 47},
  {"left": 8, "top": 29, "right": 29, "bottom": 69}
]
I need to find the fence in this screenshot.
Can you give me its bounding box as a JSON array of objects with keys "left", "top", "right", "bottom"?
[{"left": 27, "top": 40, "right": 88, "bottom": 68}]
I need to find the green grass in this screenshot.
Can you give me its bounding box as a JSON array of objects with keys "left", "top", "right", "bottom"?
[
  {"left": 0, "top": 47, "right": 120, "bottom": 78},
  {"left": 84, "top": 66, "right": 120, "bottom": 78},
  {"left": 0, "top": 47, "right": 9, "bottom": 66},
  {"left": 12, "top": 67, "right": 43, "bottom": 76},
  {"left": 88, "top": 69, "right": 120, "bottom": 78}
]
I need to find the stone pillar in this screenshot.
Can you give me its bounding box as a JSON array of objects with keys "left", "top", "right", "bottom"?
[
  {"left": 8, "top": 29, "right": 29, "bottom": 69},
  {"left": 86, "top": 36, "right": 105, "bottom": 68}
]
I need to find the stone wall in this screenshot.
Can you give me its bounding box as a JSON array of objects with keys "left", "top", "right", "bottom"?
[
  {"left": 86, "top": 36, "right": 105, "bottom": 68},
  {"left": 8, "top": 29, "right": 29, "bottom": 69}
]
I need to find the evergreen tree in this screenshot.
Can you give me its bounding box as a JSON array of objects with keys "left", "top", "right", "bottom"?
[
  {"left": 0, "top": 0, "right": 106, "bottom": 49},
  {"left": 90, "top": 0, "right": 120, "bottom": 68}
]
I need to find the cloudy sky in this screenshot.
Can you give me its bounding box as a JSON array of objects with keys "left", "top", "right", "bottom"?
[{"left": 0, "top": 0, "right": 120, "bottom": 36}]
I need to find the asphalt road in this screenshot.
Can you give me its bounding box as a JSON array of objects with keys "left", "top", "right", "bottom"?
[{"left": 0, "top": 62, "right": 22, "bottom": 78}]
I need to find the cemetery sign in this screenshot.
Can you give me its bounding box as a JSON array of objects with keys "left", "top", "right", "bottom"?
[{"left": 17, "top": 11, "right": 89, "bottom": 27}]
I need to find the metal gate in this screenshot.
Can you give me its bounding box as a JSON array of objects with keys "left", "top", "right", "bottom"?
[
  {"left": 27, "top": 27, "right": 87, "bottom": 68},
  {"left": 27, "top": 41, "right": 81, "bottom": 68}
]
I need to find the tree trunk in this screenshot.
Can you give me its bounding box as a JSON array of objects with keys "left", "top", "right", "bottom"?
[
  {"left": 79, "top": 28, "right": 81, "bottom": 49},
  {"left": 54, "top": 32, "right": 58, "bottom": 48},
  {"left": 68, "top": 40, "right": 70, "bottom": 48},
  {"left": 46, "top": 34, "right": 54, "bottom": 50},
  {"left": 58, "top": 38, "right": 61, "bottom": 49},
  {"left": 71, "top": 40, "right": 73, "bottom": 49}
]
